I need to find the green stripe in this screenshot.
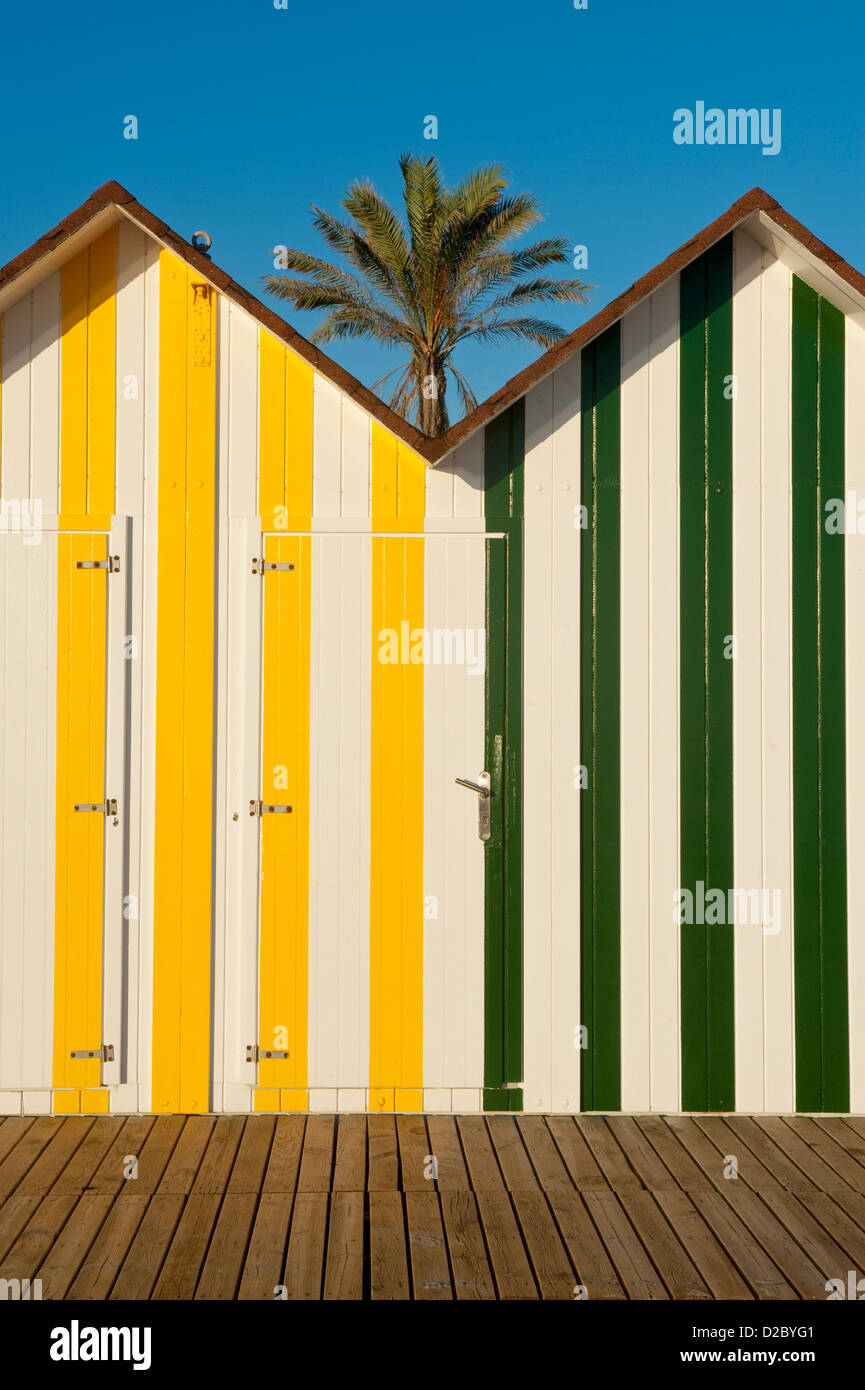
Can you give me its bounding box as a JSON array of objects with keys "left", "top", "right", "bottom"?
[
  {"left": 792, "top": 277, "right": 849, "bottom": 1113},
  {"left": 679, "top": 235, "right": 735, "bottom": 1112},
  {"left": 580, "top": 323, "right": 621, "bottom": 1112},
  {"left": 483, "top": 401, "right": 524, "bottom": 1112}
]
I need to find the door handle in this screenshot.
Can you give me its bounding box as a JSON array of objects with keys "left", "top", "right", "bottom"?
[{"left": 455, "top": 772, "right": 491, "bottom": 841}]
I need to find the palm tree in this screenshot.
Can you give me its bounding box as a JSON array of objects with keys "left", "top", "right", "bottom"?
[{"left": 262, "top": 153, "right": 591, "bottom": 437}]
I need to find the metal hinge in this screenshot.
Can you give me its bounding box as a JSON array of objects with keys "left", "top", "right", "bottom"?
[
  {"left": 252, "top": 557, "right": 295, "bottom": 575},
  {"left": 74, "top": 799, "right": 117, "bottom": 815},
  {"left": 249, "top": 800, "right": 293, "bottom": 816},
  {"left": 77, "top": 556, "right": 121, "bottom": 573},
  {"left": 246, "top": 1045, "right": 290, "bottom": 1062},
  {"left": 70, "top": 1044, "right": 115, "bottom": 1061}
]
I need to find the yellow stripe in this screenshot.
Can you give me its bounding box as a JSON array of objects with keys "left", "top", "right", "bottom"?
[
  {"left": 60, "top": 230, "right": 117, "bottom": 519},
  {"left": 151, "top": 251, "right": 216, "bottom": 1113},
  {"left": 369, "top": 425, "right": 426, "bottom": 1112},
  {"left": 53, "top": 533, "right": 108, "bottom": 1112},
  {"left": 254, "top": 344, "right": 313, "bottom": 1113}
]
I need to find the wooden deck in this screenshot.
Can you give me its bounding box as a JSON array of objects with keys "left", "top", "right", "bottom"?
[{"left": 2, "top": 1112, "right": 865, "bottom": 1299}]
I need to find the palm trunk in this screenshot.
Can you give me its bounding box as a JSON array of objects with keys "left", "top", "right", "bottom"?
[{"left": 418, "top": 354, "right": 449, "bottom": 437}]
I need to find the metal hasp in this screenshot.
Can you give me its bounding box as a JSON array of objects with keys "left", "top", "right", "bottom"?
[
  {"left": 70, "top": 1044, "right": 114, "bottom": 1061},
  {"left": 76, "top": 556, "right": 121, "bottom": 572},
  {"left": 249, "top": 800, "right": 293, "bottom": 816},
  {"left": 246, "top": 1045, "right": 290, "bottom": 1062},
  {"left": 73, "top": 799, "right": 117, "bottom": 815},
  {"left": 252, "top": 558, "right": 295, "bottom": 574},
  {"left": 455, "top": 771, "right": 492, "bottom": 841}
]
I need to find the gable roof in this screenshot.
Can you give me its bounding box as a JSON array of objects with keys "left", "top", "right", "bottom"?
[{"left": 2, "top": 180, "right": 864, "bottom": 465}]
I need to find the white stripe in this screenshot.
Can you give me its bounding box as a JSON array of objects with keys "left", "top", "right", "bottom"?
[
  {"left": 313, "top": 374, "right": 342, "bottom": 518},
  {"left": 845, "top": 313, "right": 865, "bottom": 1112},
  {"left": 1, "top": 294, "right": 32, "bottom": 502},
  {"left": 30, "top": 274, "right": 60, "bottom": 513},
  {"left": 732, "top": 228, "right": 765, "bottom": 1111},
  {"left": 620, "top": 299, "right": 651, "bottom": 1111},
  {"left": 308, "top": 534, "right": 371, "bottom": 1087},
  {"left": 339, "top": 397, "right": 370, "bottom": 518},
  {"left": 422, "top": 534, "right": 486, "bottom": 1089},
  {"left": 648, "top": 276, "right": 681, "bottom": 1111},
  {"left": 760, "top": 253, "right": 795, "bottom": 1112},
  {"left": 227, "top": 306, "right": 258, "bottom": 518}
]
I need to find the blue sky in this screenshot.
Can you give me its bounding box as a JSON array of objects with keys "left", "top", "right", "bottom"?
[{"left": 2, "top": 0, "right": 863, "bottom": 420}]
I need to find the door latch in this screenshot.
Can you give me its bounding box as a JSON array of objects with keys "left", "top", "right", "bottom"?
[
  {"left": 246, "top": 1045, "right": 290, "bottom": 1062},
  {"left": 74, "top": 799, "right": 117, "bottom": 816},
  {"left": 455, "top": 771, "right": 491, "bottom": 841},
  {"left": 252, "top": 558, "right": 295, "bottom": 574},
  {"left": 70, "top": 1044, "right": 114, "bottom": 1061},
  {"left": 76, "top": 556, "right": 121, "bottom": 573},
  {"left": 249, "top": 800, "right": 293, "bottom": 816}
]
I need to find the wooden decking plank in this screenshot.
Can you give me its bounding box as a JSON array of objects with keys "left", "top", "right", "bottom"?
[
  {"left": 713, "top": 1116, "right": 809, "bottom": 1192},
  {"left": 618, "top": 1192, "right": 711, "bottom": 1299},
  {"left": 0, "top": 1196, "right": 41, "bottom": 1263},
  {"left": 49, "top": 1117, "right": 125, "bottom": 1195},
  {"left": 195, "top": 1193, "right": 259, "bottom": 1300},
  {"left": 755, "top": 1115, "right": 854, "bottom": 1193},
  {"left": 227, "top": 1117, "right": 276, "bottom": 1194},
  {"left": 758, "top": 1187, "right": 854, "bottom": 1281},
  {"left": 475, "top": 1189, "right": 537, "bottom": 1299},
  {"left": 516, "top": 1118, "right": 576, "bottom": 1192},
  {"left": 405, "top": 1191, "right": 452, "bottom": 1299},
  {"left": 546, "top": 1190, "right": 626, "bottom": 1299},
  {"left": 237, "top": 1193, "right": 294, "bottom": 1300},
  {"left": 367, "top": 1115, "right": 399, "bottom": 1190},
  {"left": 660, "top": 1115, "right": 746, "bottom": 1191},
  {"left": 653, "top": 1189, "right": 753, "bottom": 1299},
  {"left": 575, "top": 1117, "right": 643, "bottom": 1190},
  {"left": 439, "top": 1191, "right": 496, "bottom": 1299},
  {"left": 510, "top": 1189, "right": 577, "bottom": 1299},
  {"left": 261, "top": 1115, "right": 305, "bottom": 1193},
  {"left": 111, "top": 1114, "right": 187, "bottom": 1196},
  {"left": 716, "top": 1185, "right": 829, "bottom": 1299},
  {"left": 783, "top": 1116, "right": 865, "bottom": 1192},
  {"left": 369, "top": 1190, "right": 410, "bottom": 1299},
  {"left": 546, "top": 1116, "right": 609, "bottom": 1190},
  {"left": 0, "top": 1117, "right": 65, "bottom": 1203},
  {"left": 607, "top": 1116, "right": 680, "bottom": 1192},
  {"left": 66, "top": 1195, "right": 151, "bottom": 1299},
  {"left": 487, "top": 1116, "right": 539, "bottom": 1190},
  {"left": 582, "top": 1191, "right": 669, "bottom": 1299},
  {"left": 35, "top": 1194, "right": 116, "bottom": 1299},
  {"left": 297, "top": 1114, "right": 336, "bottom": 1192},
  {"left": 109, "top": 1194, "right": 186, "bottom": 1299},
  {"left": 190, "top": 1115, "right": 246, "bottom": 1194},
  {"left": 456, "top": 1116, "right": 505, "bottom": 1189},
  {"left": 397, "top": 1114, "right": 431, "bottom": 1191},
  {"left": 149, "top": 1116, "right": 215, "bottom": 1195},
  {"left": 83, "top": 1116, "right": 156, "bottom": 1194},
  {"left": 9, "top": 1117, "right": 94, "bottom": 1197},
  {"left": 426, "top": 1115, "right": 469, "bottom": 1190},
  {"left": 797, "top": 1188, "right": 865, "bottom": 1269},
  {"left": 332, "top": 1115, "right": 366, "bottom": 1191},
  {"left": 0, "top": 1193, "right": 79, "bottom": 1281},
  {"left": 0, "top": 1117, "right": 35, "bottom": 1167},
  {"left": 688, "top": 1189, "right": 795, "bottom": 1299},
  {"left": 284, "top": 1192, "right": 329, "bottom": 1299},
  {"left": 814, "top": 1117, "right": 865, "bottom": 1169},
  {"left": 323, "top": 1190, "right": 364, "bottom": 1300}
]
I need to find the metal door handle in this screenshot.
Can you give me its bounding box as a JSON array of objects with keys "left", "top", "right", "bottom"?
[{"left": 455, "top": 772, "right": 491, "bottom": 841}]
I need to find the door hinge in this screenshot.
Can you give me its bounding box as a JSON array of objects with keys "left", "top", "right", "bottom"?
[
  {"left": 70, "top": 1044, "right": 115, "bottom": 1061},
  {"left": 249, "top": 800, "right": 293, "bottom": 816},
  {"left": 74, "top": 799, "right": 117, "bottom": 815},
  {"left": 77, "top": 556, "right": 121, "bottom": 573},
  {"left": 252, "top": 557, "right": 295, "bottom": 575},
  {"left": 246, "top": 1045, "right": 290, "bottom": 1062}
]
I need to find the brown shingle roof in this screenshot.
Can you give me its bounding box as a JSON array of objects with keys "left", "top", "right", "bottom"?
[{"left": 2, "top": 181, "right": 863, "bottom": 464}]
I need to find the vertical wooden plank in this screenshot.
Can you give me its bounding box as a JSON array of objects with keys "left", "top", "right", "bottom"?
[
  {"left": 792, "top": 276, "right": 849, "bottom": 1113},
  {"left": 258, "top": 329, "right": 285, "bottom": 526},
  {"left": 227, "top": 307, "right": 258, "bottom": 519},
  {"left": 30, "top": 274, "right": 60, "bottom": 513},
  {"left": 580, "top": 325, "right": 621, "bottom": 1111},
  {"left": 151, "top": 253, "right": 216, "bottom": 1114},
  {"left": 53, "top": 534, "right": 108, "bottom": 1108},
  {"left": 369, "top": 426, "right": 425, "bottom": 1112},
  {"left": 86, "top": 228, "right": 117, "bottom": 517},
  {"left": 2, "top": 294, "right": 32, "bottom": 502},
  {"left": 312, "top": 374, "right": 342, "bottom": 519},
  {"left": 732, "top": 229, "right": 765, "bottom": 1112},
  {"left": 339, "top": 397, "right": 370, "bottom": 520},
  {"left": 483, "top": 401, "right": 524, "bottom": 1111},
  {"left": 522, "top": 377, "right": 554, "bottom": 1112},
  {"left": 60, "top": 252, "right": 88, "bottom": 517},
  {"left": 679, "top": 236, "right": 734, "bottom": 1113},
  {"left": 761, "top": 255, "right": 795, "bottom": 1113},
  {"left": 619, "top": 300, "right": 651, "bottom": 1112},
  {"left": 648, "top": 277, "right": 681, "bottom": 1111},
  {"left": 846, "top": 314, "right": 865, "bottom": 1114}
]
